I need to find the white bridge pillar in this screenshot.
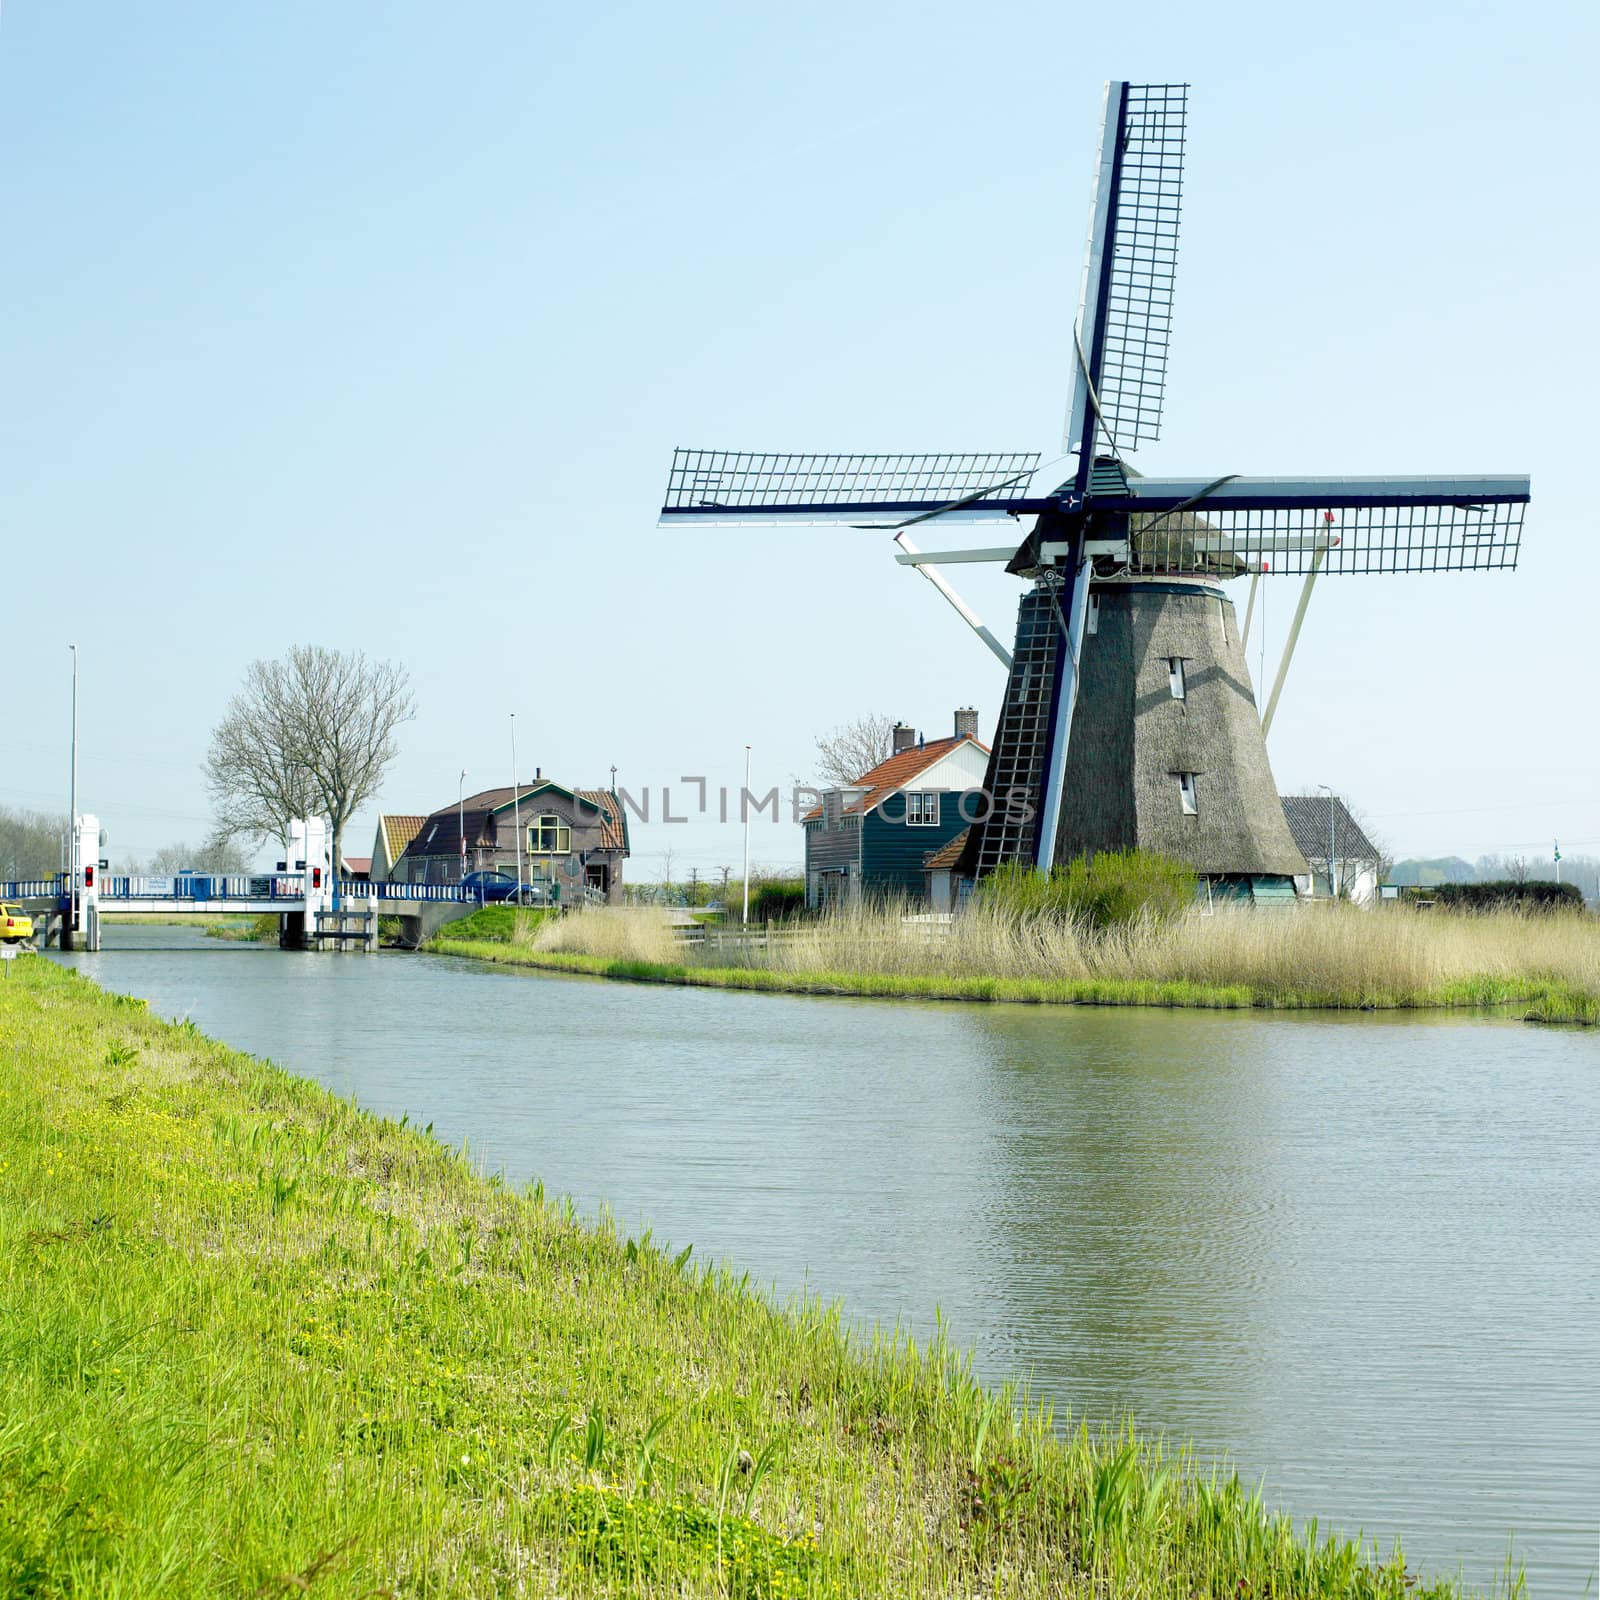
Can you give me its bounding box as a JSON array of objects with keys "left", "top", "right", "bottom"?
[
  {"left": 284, "top": 818, "right": 332, "bottom": 946},
  {"left": 71, "top": 812, "right": 102, "bottom": 951}
]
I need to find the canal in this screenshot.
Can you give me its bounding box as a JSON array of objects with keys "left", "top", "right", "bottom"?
[{"left": 52, "top": 927, "right": 1598, "bottom": 1594}]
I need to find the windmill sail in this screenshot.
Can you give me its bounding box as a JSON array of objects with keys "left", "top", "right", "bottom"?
[
  {"left": 1105, "top": 475, "right": 1528, "bottom": 575},
  {"left": 1064, "top": 82, "right": 1187, "bottom": 462},
  {"left": 660, "top": 449, "right": 1040, "bottom": 527}
]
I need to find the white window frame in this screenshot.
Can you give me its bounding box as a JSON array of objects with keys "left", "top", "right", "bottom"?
[
  {"left": 904, "top": 791, "right": 939, "bottom": 826},
  {"left": 528, "top": 813, "right": 572, "bottom": 855},
  {"left": 1168, "top": 656, "right": 1186, "bottom": 700},
  {"left": 1177, "top": 772, "right": 1198, "bottom": 816}
]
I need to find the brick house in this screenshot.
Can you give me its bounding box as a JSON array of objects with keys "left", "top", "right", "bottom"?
[{"left": 396, "top": 778, "right": 629, "bottom": 904}]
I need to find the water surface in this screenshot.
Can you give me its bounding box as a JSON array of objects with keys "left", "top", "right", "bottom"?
[{"left": 52, "top": 927, "right": 1599, "bottom": 1594}]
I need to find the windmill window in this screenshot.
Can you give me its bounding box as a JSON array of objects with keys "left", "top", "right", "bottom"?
[
  {"left": 904, "top": 792, "right": 938, "bottom": 826},
  {"left": 1168, "top": 657, "right": 1186, "bottom": 699},
  {"left": 1087, "top": 594, "right": 1100, "bottom": 635},
  {"left": 528, "top": 814, "right": 571, "bottom": 855},
  {"left": 1177, "top": 773, "right": 1199, "bottom": 816}
]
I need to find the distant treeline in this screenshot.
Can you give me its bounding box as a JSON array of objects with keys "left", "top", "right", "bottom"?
[
  {"left": 1391, "top": 852, "right": 1597, "bottom": 900},
  {"left": 0, "top": 806, "right": 66, "bottom": 880}
]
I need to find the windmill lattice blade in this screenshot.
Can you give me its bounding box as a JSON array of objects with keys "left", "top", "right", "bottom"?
[
  {"left": 1109, "top": 475, "right": 1528, "bottom": 577},
  {"left": 660, "top": 448, "right": 1040, "bottom": 526},
  {"left": 1092, "top": 83, "right": 1187, "bottom": 453}
]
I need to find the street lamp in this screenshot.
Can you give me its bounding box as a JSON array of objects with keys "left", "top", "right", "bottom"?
[
  {"left": 741, "top": 743, "right": 752, "bottom": 926},
  {"left": 69, "top": 644, "right": 78, "bottom": 925},
  {"left": 1316, "top": 783, "right": 1338, "bottom": 900},
  {"left": 510, "top": 715, "right": 524, "bottom": 905},
  {"left": 458, "top": 769, "right": 467, "bottom": 884}
]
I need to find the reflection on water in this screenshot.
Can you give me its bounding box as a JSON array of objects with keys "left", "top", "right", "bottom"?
[{"left": 54, "top": 927, "right": 1599, "bottom": 1594}]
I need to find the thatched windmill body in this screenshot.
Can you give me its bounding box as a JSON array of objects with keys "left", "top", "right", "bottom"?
[{"left": 660, "top": 83, "right": 1529, "bottom": 892}]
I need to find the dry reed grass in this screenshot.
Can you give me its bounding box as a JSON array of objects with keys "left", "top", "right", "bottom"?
[{"left": 534, "top": 901, "right": 1600, "bottom": 1012}]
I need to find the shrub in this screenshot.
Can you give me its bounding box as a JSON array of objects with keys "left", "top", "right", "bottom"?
[
  {"left": 1430, "top": 880, "right": 1584, "bottom": 914},
  {"left": 979, "top": 850, "right": 1197, "bottom": 931},
  {"left": 749, "top": 880, "right": 806, "bottom": 923}
]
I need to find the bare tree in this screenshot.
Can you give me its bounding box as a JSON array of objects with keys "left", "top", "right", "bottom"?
[
  {"left": 813, "top": 713, "right": 897, "bottom": 787},
  {"left": 0, "top": 806, "right": 67, "bottom": 879},
  {"left": 140, "top": 838, "right": 253, "bottom": 875},
  {"left": 206, "top": 645, "right": 415, "bottom": 879}
]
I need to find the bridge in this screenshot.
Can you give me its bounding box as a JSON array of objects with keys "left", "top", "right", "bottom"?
[
  {"left": 4, "top": 814, "right": 491, "bottom": 952},
  {"left": 2, "top": 872, "right": 479, "bottom": 952}
]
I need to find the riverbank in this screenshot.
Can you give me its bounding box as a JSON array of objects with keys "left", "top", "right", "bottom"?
[
  {"left": 0, "top": 955, "right": 1479, "bottom": 1597},
  {"left": 427, "top": 904, "right": 1600, "bottom": 1025}
]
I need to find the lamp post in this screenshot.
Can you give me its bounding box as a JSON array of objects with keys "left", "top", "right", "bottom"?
[
  {"left": 458, "top": 769, "right": 467, "bottom": 884},
  {"left": 1317, "top": 783, "right": 1337, "bottom": 900},
  {"left": 510, "top": 716, "right": 524, "bottom": 905},
  {"left": 741, "top": 744, "right": 752, "bottom": 926},
  {"left": 69, "top": 644, "right": 78, "bottom": 926}
]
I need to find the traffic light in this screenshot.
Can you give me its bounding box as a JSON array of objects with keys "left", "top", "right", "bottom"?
[
  {"left": 311, "top": 867, "right": 322, "bottom": 889},
  {"left": 84, "top": 865, "right": 94, "bottom": 888}
]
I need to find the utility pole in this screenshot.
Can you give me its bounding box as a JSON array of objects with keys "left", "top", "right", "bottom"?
[
  {"left": 510, "top": 715, "right": 524, "bottom": 905},
  {"left": 459, "top": 769, "right": 467, "bottom": 882},
  {"left": 688, "top": 866, "right": 699, "bottom": 905}
]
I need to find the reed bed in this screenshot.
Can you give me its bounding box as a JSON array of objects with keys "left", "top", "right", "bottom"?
[
  {"left": 486, "top": 900, "right": 1600, "bottom": 1021},
  {"left": 0, "top": 958, "right": 1498, "bottom": 1595}
]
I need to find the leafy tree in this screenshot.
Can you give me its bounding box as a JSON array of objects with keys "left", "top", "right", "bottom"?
[{"left": 206, "top": 645, "right": 414, "bottom": 883}]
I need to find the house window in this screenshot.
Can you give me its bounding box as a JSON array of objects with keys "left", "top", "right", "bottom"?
[
  {"left": 1168, "top": 657, "right": 1186, "bottom": 700},
  {"left": 528, "top": 814, "right": 571, "bottom": 855},
  {"left": 1177, "top": 773, "right": 1198, "bottom": 816},
  {"left": 904, "top": 792, "right": 939, "bottom": 826}
]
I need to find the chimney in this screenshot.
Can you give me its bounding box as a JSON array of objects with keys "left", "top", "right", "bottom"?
[
  {"left": 891, "top": 722, "right": 917, "bottom": 755},
  {"left": 954, "top": 706, "right": 980, "bottom": 741}
]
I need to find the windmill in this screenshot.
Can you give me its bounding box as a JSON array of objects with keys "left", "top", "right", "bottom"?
[{"left": 659, "top": 83, "right": 1529, "bottom": 895}]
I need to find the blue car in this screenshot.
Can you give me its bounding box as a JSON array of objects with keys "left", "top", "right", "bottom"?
[{"left": 461, "top": 871, "right": 545, "bottom": 905}]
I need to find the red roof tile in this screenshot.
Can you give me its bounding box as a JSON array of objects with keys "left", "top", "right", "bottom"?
[
  {"left": 801, "top": 735, "right": 988, "bottom": 822},
  {"left": 922, "top": 829, "right": 971, "bottom": 871}
]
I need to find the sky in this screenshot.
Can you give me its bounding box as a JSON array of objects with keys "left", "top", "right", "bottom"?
[{"left": 2, "top": 0, "right": 1596, "bottom": 879}]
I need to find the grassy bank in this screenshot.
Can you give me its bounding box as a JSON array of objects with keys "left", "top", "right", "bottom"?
[
  {"left": 0, "top": 956, "right": 1481, "bottom": 1596},
  {"left": 427, "top": 903, "right": 1600, "bottom": 1024}
]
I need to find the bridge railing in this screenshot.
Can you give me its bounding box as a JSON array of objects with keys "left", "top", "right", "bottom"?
[
  {"left": 344, "top": 880, "right": 472, "bottom": 902},
  {"left": 0, "top": 878, "right": 66, "bottom": 900},
  {"left": 103, "top": 875, "right": 308, "bottom": 901},
  {"left": 1, "top": 875, "right": 479, "bottom": 906}
]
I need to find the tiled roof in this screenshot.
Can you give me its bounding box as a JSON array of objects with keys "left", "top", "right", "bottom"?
[
  {"left": 923, "top": 828, "right": 971, "bottom": 872},
  {"left": 380, "top": 815, "right": 427, "bottom": 863},
  {"left": 801, "top": 735, "right": 988, "bottom": 823},
  {"left": 575, "top": 789, "right": 629, "bottom": 852},
  {"left": 1280, "top": 795, "right": 1380, "bottom": 864}
]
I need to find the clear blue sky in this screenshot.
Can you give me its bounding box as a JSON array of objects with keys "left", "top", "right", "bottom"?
[{"left": 2, "top": 1, "right": 1595, "bottom": 876}]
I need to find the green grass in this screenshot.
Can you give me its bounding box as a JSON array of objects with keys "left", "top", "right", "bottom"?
[
  {"left": 430, "top": 905, "right": 551, "bottom": 944},
  {"left": 425, "top": 936, "right": 1595, "bottom": 1023},
  {"left": 429, "top": 940, "right": 1258, "bottom": 1008},
  {"left": 0, "top": 956, "right": 1493, "bottom": 1596},
  {"left": 205, "top": 913, "right": 279, "bottom": 943}
]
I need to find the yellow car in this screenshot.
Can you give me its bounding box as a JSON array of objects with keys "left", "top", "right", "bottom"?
[{"left": 2, "top": 905, "right": 33, "bottom": 944}]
